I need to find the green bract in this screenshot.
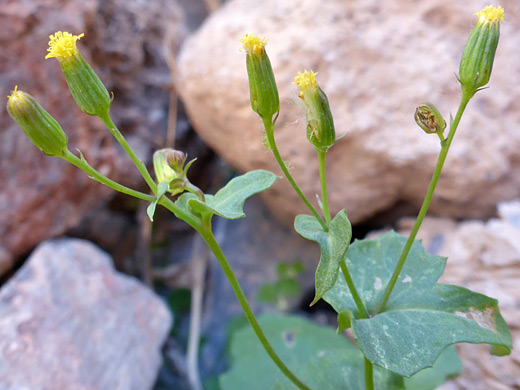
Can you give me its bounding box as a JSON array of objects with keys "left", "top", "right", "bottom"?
[
  {"left": 6, "top": 87, "right": 68, "bottom": 157},
  {"left": 459, "top": 5, "right": 504, "bottom": 95},
  {"left": 241, "top": 34, "right": 280, "bottom": 124}
]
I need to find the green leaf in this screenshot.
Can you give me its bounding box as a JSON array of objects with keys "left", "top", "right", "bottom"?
[
  {"left": 173, "top": 192, "right": 203, "bottom": 224},
  {"left": 294, "top": 209, "right": 352, "bottom": 305},
  {"left": 146, "top": 182, "right": 169, "bottom": 222},
  {"left": 404, "top": 346, "right": 461, "bottom": 390},
  {"left": 323, "top": 231, "right": 512, "bottom": 377},
  {"left": 219, "top": 314, "right": 405, "bottom": 390},
  {"left": 189, "top": 170, "right": 278, "bottom": 220}
]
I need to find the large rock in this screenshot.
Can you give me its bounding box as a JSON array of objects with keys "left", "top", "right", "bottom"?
[
  {"left": 395, "top": 200, "right": 520, "bottom": 389},
  {"left": 177, "top": 0, "right": 520, "bottom": 226},
  {"left": 0, "top": 0, "right": 185, "bottom": 272},
  {"left": 0, "top": 238, "right": 172, "bottom": 390}
]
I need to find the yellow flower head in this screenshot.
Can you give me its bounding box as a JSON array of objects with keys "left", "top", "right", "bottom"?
[
  {"left": 475, "top": 5, "right": 505, "bottom": 25},
  {"left": 7, "top": 85, "right": 23, "bottom": 101},
  {"left": 240, "top": 34, "right": 267, "bottom": 55},
  {"left": 294, "top": 70, "right": 318, "bottom": 93},
  {"left": 45, "top": 31, "right": 84, "bottom": 60}
]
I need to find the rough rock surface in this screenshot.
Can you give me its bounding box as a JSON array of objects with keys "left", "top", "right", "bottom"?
[
  {"left": 0, "top": 238, "right": 172, "bottom": 390},
  {"left": 0, "top": 0, "right": 185, "bottom": 272},
  {"left": 395, "top": 200, "right": 520, "bottom": 389},
  {"left": 177, "top": 0, "right": 520, "bottom": 226}
]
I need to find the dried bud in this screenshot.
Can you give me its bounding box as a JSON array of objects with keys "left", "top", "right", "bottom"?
[
  {"left": 459, "top": 5, "right": 504, "bottom": 96},
  {"left": 7, "top": 86, "right": 68, "bottom": 156},
  {"left": 294, "top": 70, "right": 336, "bottom": 151},
  {"left": 414, "top": 103, "right": 446, "bottom": 136},
  {"left": 46, "top": 31, "right": 111, "bottom": 118},
  {"left": 241, "top": 34, "right": 280, "bottom": 124}
]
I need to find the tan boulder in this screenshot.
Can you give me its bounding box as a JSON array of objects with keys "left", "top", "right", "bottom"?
[{"left": 177, "top": 0, "right": 520, "bottom": 225}]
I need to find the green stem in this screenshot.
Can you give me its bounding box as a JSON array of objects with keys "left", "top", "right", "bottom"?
[
  {"left": 364, "top": 357, "right": 374, "bottom": 390},
  {"left": 61, "top": 149, "right": 155, "bottom": 202},
  {"left": 99, "top": 113, "right": 157, "bottom": 194},
  {"left": 340, "top": 261, "right": 373, "bottom": 390},
  {"left": 317, "top": 149, "right": 331, "bottom": 225},
  {"left": 339, "top": 262, "right": 369, "bottom": 319},
  {"left": 263, "top": 119, "right": 328, "bottom": 231},
  {"left": 372, "top": 91, "right": 472, "bottom": 315},
  {"left": 201, "top": 224, "right": 311, "bottom": 390}
]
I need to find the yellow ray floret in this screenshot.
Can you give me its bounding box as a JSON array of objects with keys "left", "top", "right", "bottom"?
[
  {"left": 240, "top": 34, "right": 267, "bottom": 55},
  {"left": 475, "top": 5, "right": 505, "bottom": 24},
  {"left": 45, "top": 31, "right": 84, "bottom": 60},
  {"left": 294, "top": 70, "right": 318, "bottom": 91},
  {"left": 7, "top": 85, "right": 23, "bottom": 100}
]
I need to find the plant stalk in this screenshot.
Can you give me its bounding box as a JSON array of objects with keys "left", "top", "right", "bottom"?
[
  {"left": 317, "top": 149, "right": 331, "bottom": 225},
  {"left": 201, "top": 223, "right": 311, "bottom": 390},
  {"left": 263, "top": 119, "right": 328, "bottom": 231},
  {"left": 372, "top": 91, "right": 472, "bottom": 315},
  {"left": 364, "top": 357, "right": 374, "bottom": 390},
  {"left": 318, "top": 147, "right": 373, "bottom": 389},
  {"left": 99, "top": 113, "right": 157, "bottom": 194},
  {"left": 62, "top": 149, "right": 155, "bottom": 202}
]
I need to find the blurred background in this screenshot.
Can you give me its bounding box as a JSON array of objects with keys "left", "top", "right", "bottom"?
[{"left": 0, "top": 0, "right": 519, "bottom": 389}]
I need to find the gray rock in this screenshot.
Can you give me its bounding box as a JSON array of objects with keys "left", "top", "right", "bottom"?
[
  {"left": 177, "top": 0, "right": 520, "bottom": 226},
  {"left": 0, "top": 238, "right": 172, "bottom": 390}
]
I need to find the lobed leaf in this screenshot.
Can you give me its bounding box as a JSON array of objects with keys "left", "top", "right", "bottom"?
[
  {"left": 189, "top": 170, "right": 278, "bottom": 220},
  {"left": 323, "top": 231, "right": 512, "bottom": 377}
]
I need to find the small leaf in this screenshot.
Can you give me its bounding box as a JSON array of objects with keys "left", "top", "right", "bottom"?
[
  {"left": 294, "top": 209, "right": 352, "bottom": 305},
  {"left": 219, "top": 314, "right": 405, "bottom": 390},
  {"left": 337, "top": 310, "right": 353, "bottom": 333},
  {"left": 323, "top": 231, "right": 512, "bottom": 377},
  {"left": 189, "top": 170, "right": 278, "bottom": 220},
  {"left": 147, "top": 182, "right": 169, "bottom": 222}
]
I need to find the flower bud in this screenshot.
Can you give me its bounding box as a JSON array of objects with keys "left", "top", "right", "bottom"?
[
  {"left": 459, "top": 5, "right": 504, "bottom": 96},
  {"left": 166, "top": 149, "right": 187, "bottom": 176},
  {"left": 414, "top": 103, "right": 446, "bottom": 136},
  {"left": 294, "top": 70, "right": 336, "bottom": 151},
  {"left": 6, "top": 86, "right": 68, "bottom": 156},
  {"left": 46, "top": 31, "right": 111, "bottom": 118},
  {"left": 153, "top": 149, "right": 176, "bottom": 185},
  {"left": 240, "top": 34, "right": 280, "bottom": 124}
]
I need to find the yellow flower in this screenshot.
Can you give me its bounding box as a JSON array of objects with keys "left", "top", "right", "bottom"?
[
  {"left": 294, "top": 70, "right": 335, "bottom": 150},
  {"left": 294, "top": 70, "right": 318, "bottom": 92},
  {"left": 240, "top": 34, "right": 267, "bottom": 55},
  {"left": 45, "top": 31, "right": 84, "bottom": 60},
  {"left": 7, "top": 85, "right": 23, "bottom": 100},
  {"left": 475, "top": 5, "right": 505, "bottom": 25}
]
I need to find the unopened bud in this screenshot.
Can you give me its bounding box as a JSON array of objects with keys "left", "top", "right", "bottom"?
[
  {"left": 414, "top": 103, "right": 446, "bottom": 136},
  {"left": 46, "top": 31, "right": 111, "bottom": 118},
  {"left": 7, "top": 86, "right": 68, "bottom": 156},
  {"left": 241, "top": 34, "right": 280, "bottom": 124},
  {"left": 166, "top": 149, "right": 187, "bottom": 176},
  {"left": 459, "top": 5, "right": 504, "bottom": 96},
  {"left": 153, "top": 149, "right": 176, "bottom": 185},
  {"left": 294, "top": 70, "right": 335, "bottom": 151}
]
